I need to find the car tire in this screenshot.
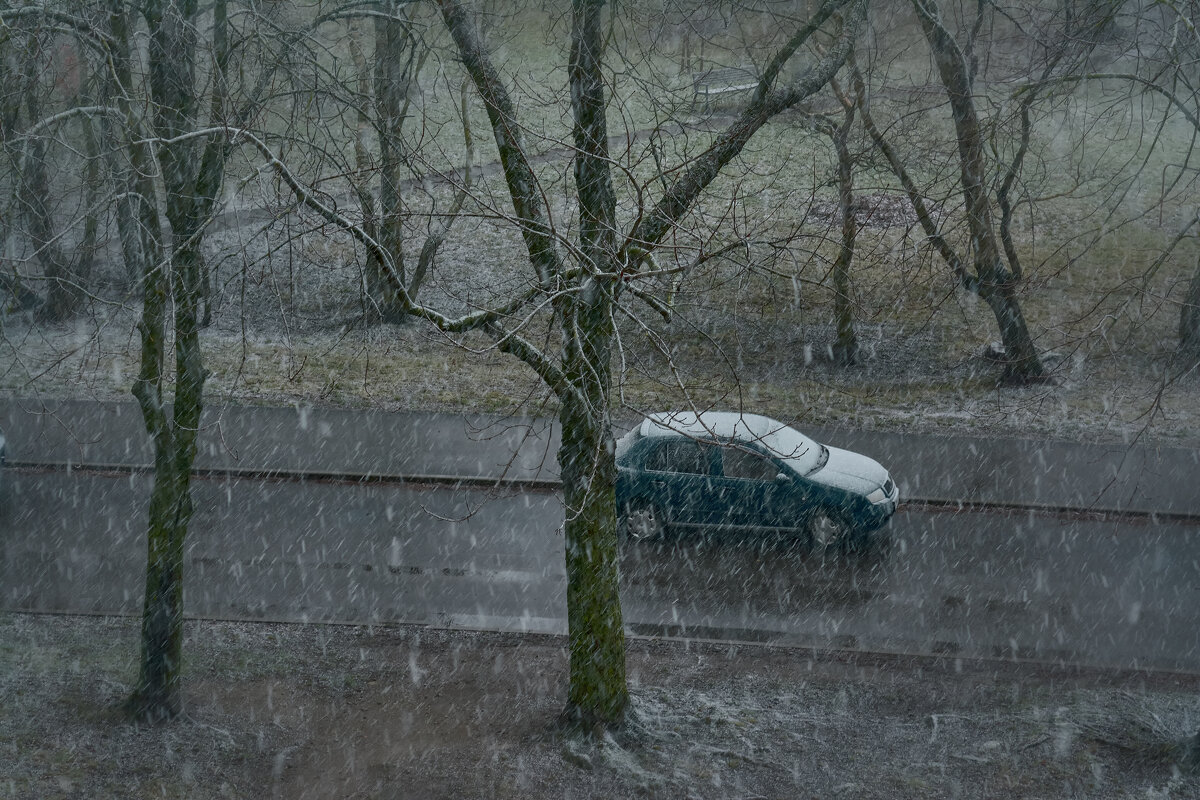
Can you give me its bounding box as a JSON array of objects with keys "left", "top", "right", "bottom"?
[
  {"left": 619, "top": 499, "right": 665, "bottom": 542},
  {"left": 808, "top": 510, "right": 847, "bottom": 556},
  {"left": 845, "top": 520, "right": 893, "bottom": 560},
  {"left": 842, "top": 526, "right": 880, "bottom": 557}
]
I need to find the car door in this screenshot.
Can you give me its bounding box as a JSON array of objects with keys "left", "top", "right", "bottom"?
[
  {"left": 642, "top": 439, "right": 717, "bottom": 527},
  {"left": 714, "top": 444, "right": 783, "bottom": 529}
]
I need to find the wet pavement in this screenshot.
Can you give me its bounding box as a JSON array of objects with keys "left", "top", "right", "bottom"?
[
  {"left": 4, "top": 468, "right": 1197, "bottom": 673},
  {"left": 3, "top": 398, "right": 1198, "bottom": 514}
]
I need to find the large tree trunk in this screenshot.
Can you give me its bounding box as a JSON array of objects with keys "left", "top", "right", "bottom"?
[
  {"left": 132, "top": 470, "right": 187, "bottom": 719},
  {"left": 128, "top": 0, "right": 221, "bottom": 722},
  {"left": 129, "top": 236, "right": 206, "bottom": 721},
  {"left": 558, "top": 364, "right": 626, "bottom": 729},
  {"left": 912, "top": 0, "right": 1046, "bottom": 383},
  {"left": 557, "top": 0, "right": 627, "bottom": 730}
]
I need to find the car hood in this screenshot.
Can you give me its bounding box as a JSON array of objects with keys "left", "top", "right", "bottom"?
[{"left": 805, "top": 446, "right": 888, "bottom": 496}]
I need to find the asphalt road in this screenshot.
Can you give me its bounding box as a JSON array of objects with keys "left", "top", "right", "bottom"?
[
  {"left": 4, "top": 468, "right": 1197, "bottom": 673},
  {"left": 3, "top": 398, "right": 1199, "bottom": 515}
]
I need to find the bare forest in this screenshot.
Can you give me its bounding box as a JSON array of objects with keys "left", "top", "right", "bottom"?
[{"left": 2, "top": 0, "right": 1200, "bottom": 797}]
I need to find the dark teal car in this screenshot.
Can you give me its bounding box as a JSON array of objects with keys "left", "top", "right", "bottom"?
[{"left": 615, "top": 412, "right": 898, "bottom": 552}]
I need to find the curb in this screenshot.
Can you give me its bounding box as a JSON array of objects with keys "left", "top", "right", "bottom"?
[{"left": 10, "top": 460, "right": 1200, "bottom": 524}]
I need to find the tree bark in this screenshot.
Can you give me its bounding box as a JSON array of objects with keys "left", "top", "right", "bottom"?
[
  {"left": 831, "top": 93, "right": 858, "bottom": 366},
  {"left": 367, "top": 1, "right": 410, "bottom": 322},
  {"left": 558, "top": 355, "right": 626, "bottom": 729},
  {"left": 128, "top": 0, "right": 221, "bottom": 722},
  {"left": 558, "top": 0, "right": 627, "bottom": 730}
]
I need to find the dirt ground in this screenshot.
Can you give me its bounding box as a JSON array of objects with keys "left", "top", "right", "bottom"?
[{"left": 2, "top": 612, "right": 1198, "bottom": 800}]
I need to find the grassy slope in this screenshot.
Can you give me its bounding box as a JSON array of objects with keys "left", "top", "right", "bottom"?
[{"left": 2, "top": 1, "right": 1197, "bottom": 445}]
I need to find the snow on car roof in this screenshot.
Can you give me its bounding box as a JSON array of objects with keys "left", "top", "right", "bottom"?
[
  {"left": 641, "top": 411, "right": 774, "bottom": 441},
  {"left": 639, "top": 411, "right": 823, "bottom": 473}
]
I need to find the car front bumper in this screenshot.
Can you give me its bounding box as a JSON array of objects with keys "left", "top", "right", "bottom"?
[{"left": 861, "top": 490, "right": 899, "bottom": 530}]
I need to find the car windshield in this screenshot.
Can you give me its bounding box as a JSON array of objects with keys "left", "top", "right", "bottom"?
[{"left": 758, "top": 424, "right": 826, "bottom": 476}]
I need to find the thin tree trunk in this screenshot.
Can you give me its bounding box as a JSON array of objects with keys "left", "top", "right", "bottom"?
[
  {"left": 831, "top": 95, "right": 858, "bottom": 366},
  {"left": 996, "top": 100, "right": 1031, "bottom": 281},
  {"left": 76, "top": 85, "right": 101, "bottom": 301},
  {"left": 368, "top": 1, "right": 409, "bottom": 322},
  {"left": 912, "top": 0, "right": 1045, "bottom": 383},
  {"left": 1179, "top": 255, "right": 1200, "bottom": 368},
  {"left": 129, "top": 0, "right": 218, "bottom": 722},
  {"left": 0, "top": 26, "right": 43, "bottom": 310},
  {"left": 628, "top": 0, "right": 865, "bottom": 252},
  {"left": 25, "top": 132, "right": 80, "bottom": 321},
  {"left": 105, "top": 0, "right": 159, "bottom": 291},
  {"left": 19, "top": 42, "right": 83, "bottom": 322}
]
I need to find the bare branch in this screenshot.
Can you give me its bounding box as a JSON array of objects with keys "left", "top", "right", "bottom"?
[
  {"left": 1015, "top": 72, "right": 1200, "bottom": 132},
  {"left": 626, "top": 0, "right": 867, "bottom": 256},
  {"left": 436, "top": 0, "right": 563, "bottom": 285},
  {"left": 0, "top": 6, "right": 117, "bottom": 50},
  {"left": 849, "top": 56, "right": 976, "bottom": 292}
]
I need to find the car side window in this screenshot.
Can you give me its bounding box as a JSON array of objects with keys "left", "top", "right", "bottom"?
[
  {"left": 644, "top": 440, "right": 708, "bottom": 475},
  {"left": 722, "top": 447, "right": 778, "bottom": 482}
]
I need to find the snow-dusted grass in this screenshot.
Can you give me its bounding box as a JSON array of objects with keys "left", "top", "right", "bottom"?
[
  {"left": 2, "top": 612, "right": 1197, "bottom": 799},
  {"left": 3, "top": 205, "right": 1198, "bottom": 446},
  {"left": 4, "top": 4, "right": 1200, "bottom": 447}
]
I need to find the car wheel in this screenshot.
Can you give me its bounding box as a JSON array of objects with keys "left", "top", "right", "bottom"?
[
  {"left": 620, "top": 500, "right": 665, "bottom": 542},
  {"left": 808, "top": 510, "right": 846, "bottom": 555},
  {"left": 842, "top": 526, "right": 879, "bottom": 557},
  {"left": 843, "top": 520, "right": 892, "bottom": 560}
]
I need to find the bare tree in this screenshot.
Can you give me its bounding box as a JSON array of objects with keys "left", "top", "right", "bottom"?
[
  {"left": 440, "top": 0, "right": 867, "bottom": 728},
  {"left": 120, "top": 0, "right": 239, "bottom": 721},
  {"left": 0, "top": 7, "right": 100, "bottom": 320},
  {"left": 845, "top": 1, "right": 1120, "bottom": 383},
  {"left": 824, "top": 74, "right": 861, "bottom": 366},
  {"left": 908, "top": 0, "right": 1045, "bottom": 382},
  {"left": 346, "top": 1, "right": 472, "bottom": 321},
  {"left": 233, "top": 0, "right": 864, "bottom": 730},
  {"left": 1004, "top": 0, "right": 1200, "bottom": 371}
]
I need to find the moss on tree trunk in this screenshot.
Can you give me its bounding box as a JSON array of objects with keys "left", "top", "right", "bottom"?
[{"left": 558, "top": 390, "right": 628, "bottom": 729}]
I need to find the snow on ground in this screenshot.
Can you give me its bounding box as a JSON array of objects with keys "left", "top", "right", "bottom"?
[
  {"left": 3, "top": 209, "right": 1198, "bottom": 448},
  {"left": 2, "top": 613, "right": 1198, "bottom": 799}
]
